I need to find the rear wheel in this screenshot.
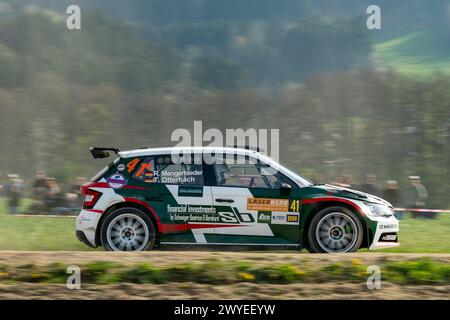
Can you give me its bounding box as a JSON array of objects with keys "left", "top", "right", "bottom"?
[
  {"left": 306, "top": 206, "right": 363, "bottom": 253},
  {"left": 100, "top": 207, "right": 155, "bottom": 251}
]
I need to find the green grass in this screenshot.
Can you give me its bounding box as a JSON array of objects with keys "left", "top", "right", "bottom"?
[
  {"left": 0, "top": 258, "right": 448, "bottom": 285},
  {"left": 0, "top": 198, "right": 91, "bottom": 251},
  {"left": 0, "top": 197, "right": 449, "bottom": 252},
  {"left": 380, "top": 213, "right": 450, "bottom": 253},
  {"left": 374, "top": 28, "right": 450, "bottom": 75}
]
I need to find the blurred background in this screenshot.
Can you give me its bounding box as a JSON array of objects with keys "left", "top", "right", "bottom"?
[{"left": 0, "top": 0, "right": 449, "bottom": 211}]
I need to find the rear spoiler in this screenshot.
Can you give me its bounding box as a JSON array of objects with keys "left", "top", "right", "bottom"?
[{"left": 90, "top": 147, "right": 120, "bottom": 159}]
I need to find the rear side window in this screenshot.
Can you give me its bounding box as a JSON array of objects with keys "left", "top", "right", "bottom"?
[
  {"left": 91, "top": 158, "right": 120, "bottom": 182},
  {"left": 128, "top": 155, "right": 204, "bottom": 185}
]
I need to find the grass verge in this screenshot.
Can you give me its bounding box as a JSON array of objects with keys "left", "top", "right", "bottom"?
[
  {"left": 0, "top": 258, "right": 448, "bottom": 286},
  {"left": 1, "top": 197, "right": 450, "bottom": 252}
]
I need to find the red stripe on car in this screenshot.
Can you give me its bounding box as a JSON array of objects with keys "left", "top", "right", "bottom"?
[
  {"left": 82, "top": 182, "right": 148, "bottom": 192},
  {"left": 124, "top": 197, "right": 162, "bottom": 231},
  {"left": 160, "top": 223, "right": 242, "bottom": 233},
  {"left": 123, "top": 185, "right": 148, "bottom": 190},
  {"left": 302, "top": 197, "right": 365, "bottom": 216},
  {"left": 85, "top": 209, "right": 103, "bottom": 214}
]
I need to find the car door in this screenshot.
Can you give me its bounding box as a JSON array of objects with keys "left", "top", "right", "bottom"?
[
  {"left": 209, "top": 154, "right": 301, "bottom": 246},
  {"left": 127, "top": 154, "right": 214, "bottom": 244}
]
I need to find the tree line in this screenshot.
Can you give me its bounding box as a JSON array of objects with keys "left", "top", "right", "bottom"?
[{"left": 0, "top": 11, "right": 449, "bottom": 207}]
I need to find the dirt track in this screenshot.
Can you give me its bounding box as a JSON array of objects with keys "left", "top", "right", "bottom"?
[
  {"left": 0, "top": 251, "right": 449, "bottom": 300},
  {"left": 0, "top": 282, "right": 448, "bottom": 300},
  {"left": 1, "top": 251, "right": 449, "bottom": 267}
]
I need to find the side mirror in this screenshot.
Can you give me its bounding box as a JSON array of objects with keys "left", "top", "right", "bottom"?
[{"left": 280, "top": 183, "right": 292, "bottom": 195}]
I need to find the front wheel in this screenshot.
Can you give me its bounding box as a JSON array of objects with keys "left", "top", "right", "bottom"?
[
  {"left": 100, "top": 207, "right": 156, "bottom": 251},
  {"left": 306, "top": 206, "right": 363, "bottom": 253}
]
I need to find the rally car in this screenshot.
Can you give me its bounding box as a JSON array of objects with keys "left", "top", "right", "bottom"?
[{"left": 76, "top": 146, "right": 399, "bottom": 252}]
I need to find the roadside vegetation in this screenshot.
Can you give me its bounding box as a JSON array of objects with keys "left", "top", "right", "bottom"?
[
  {"left": 0, "top": 258, "right": 449, "bottom": 286},
  {"left": 0, "top": 198, "right": 89, "bottom": 251}
]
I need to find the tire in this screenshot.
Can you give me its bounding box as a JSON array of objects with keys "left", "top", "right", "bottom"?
[
  {"left": 100, "top": 207, "right": 156, "bottom": 251},
  {"left": 306, "top": 206, "right": 363, "bottom": 253}
]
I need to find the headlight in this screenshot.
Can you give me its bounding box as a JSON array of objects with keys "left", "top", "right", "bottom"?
[{"left": 366, "top": 203, "right": 395, "bottom": 217}]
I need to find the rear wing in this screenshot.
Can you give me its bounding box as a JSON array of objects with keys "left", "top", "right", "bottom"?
[{"left": 90, "top": 147, "right": 120, "bottom": 159}]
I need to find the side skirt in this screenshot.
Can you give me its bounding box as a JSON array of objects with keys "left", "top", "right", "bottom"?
[{"left": 160, "top": 242, "right": 300, "bottom": 248}]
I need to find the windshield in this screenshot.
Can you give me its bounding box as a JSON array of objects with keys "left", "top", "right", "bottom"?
[
  {"left": 278, "top": 161, "right": 314, "bottom": 187},
  {"left": 257, "top": 154, "right": 313, "bottom": 187}
]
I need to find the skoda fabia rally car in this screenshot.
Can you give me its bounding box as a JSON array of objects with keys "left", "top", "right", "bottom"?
[{"left": 76, "top": 146, "right": 399, "bottom": 252}]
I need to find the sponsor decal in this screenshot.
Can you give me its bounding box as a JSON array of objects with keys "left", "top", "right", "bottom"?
[
  {"left": 271, "top": 212, "right": 299, "bottom": 225},
  {"left": 379, "top": 233, "right": 397, "bottom": 242},
  {"left": 158, "top": 169, "right": 202, "bottom": 184},
  {"left": 168, "top": 204, "right": 217, "bottom": 214},
  {"left": 271, "top": 213, "right": 286, "bottom": 224},
  {"left": 238, "top": 213, "right": 253, "bottom": 222},
  {"left": 168, "top": 204, "right": 220, "bottom": 223},
  {"left": 117, "top": 164, "right": 125, "bottom": 172},
  {"left": 178, "top": 186, "right": 203, "bottom": 197},
  {"left": 167, "top": 205, "right": 255, "bottom": 224},
  {"left": 129, "top": 156, "right": 204, "bottom": 184},
  {"left": 258, "top": 212, "right": 271, "bottom": 223},
  {"left": 144, "top": 170, "right": 159, "bottom": 183},
  {"left": 379, "top": 223, "right": 398, "bottom": 230},
  {"left": 171, "top": 212, "right": 221, "bottom": 223},
  {"left": 247, "top": 198, "right": 289, "bottom": 212},
  {"left": 106, "top": 173, "right": 127, "bottom": 189},
  {"left": 77, "top": 214, "right": 92, "bottom": 224},
  {"left": 218, "top": 211, "right": 239, "bottom": 223}
]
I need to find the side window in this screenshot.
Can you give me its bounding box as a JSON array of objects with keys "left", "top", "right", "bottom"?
[
  {"left": 130, "top": 155, "right": 204, "bottom": 185},
  {"left": 214, "top": 156, "right": 277, "bottom": 188}
]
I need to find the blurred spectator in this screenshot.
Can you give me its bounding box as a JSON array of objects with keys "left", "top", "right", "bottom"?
[
  {"left": 312, "top": 174, "right": 325, "bottom": 185},
  {"left": 33, "top": 171, "right": 48, "bottom": 189},
  {"left": 65, "top": 177, "right": 87, "bottom": 209},
  {"left": 30, "top": 171, "right": 51, "bottom": 213},
  {"left": 382, "top": 180, "right": 403, "bottom": 219},
  {"left": 46, "top": 177, "right": 63, "bottom": 211},
  {"left": 29, "top": 174, "right": 84, "bottom": 215},
  {"left": 0, "top": 172, "right": 3, "bottom": 194},
  {"left": 405, "top": 176, "right": 431, "bottom": 218},
  {"left": 32, "top": 170, "right": 49, "bottom": 201},
  {"left": 4, "top": 174, "right": 24, "bottom": 214},
  {"left": 72, "top": 177, "right": 87, "bottom": 196},
  {"left": 332, "top": 176, "right": 347, "bottom": 188},
  {"left": 343, "top": 175, "right": 354, "bottom": 188},
  {"left": 359, "top": 173, "right": 380, "bottom": 196},
  {"left": 30, "top": 173, "right": 64, "bottom": 213}
]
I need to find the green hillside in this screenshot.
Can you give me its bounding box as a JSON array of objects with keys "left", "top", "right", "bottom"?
[{"left": 375, "top": 28, "right": 450, "bottom": 75}]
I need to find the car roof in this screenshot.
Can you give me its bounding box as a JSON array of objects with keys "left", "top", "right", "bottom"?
[{"left": 118, "top": 146, "right": 260, "bottom": 159}]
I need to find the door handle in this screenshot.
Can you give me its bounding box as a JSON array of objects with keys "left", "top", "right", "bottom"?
[{"left": 215, "top": 198, "right": 234, "bottom": 203}]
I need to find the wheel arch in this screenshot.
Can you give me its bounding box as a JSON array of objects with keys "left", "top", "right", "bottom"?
[
  {"left": 302, "top": 200, "right": 370, "bottom": 249},
  {"left": 95, "top": 200, "right": 161, "bottom": 247}
]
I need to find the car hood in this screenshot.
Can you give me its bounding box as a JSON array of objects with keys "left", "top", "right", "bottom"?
[{"left": 302, "top": 184, "right": 392, "bottom": 207}]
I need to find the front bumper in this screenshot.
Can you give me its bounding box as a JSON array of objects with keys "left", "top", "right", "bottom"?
[{"left": 366, "top": 215, "right": 400, "bottom": 249}]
